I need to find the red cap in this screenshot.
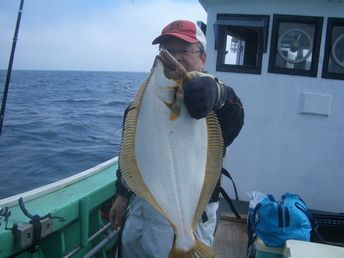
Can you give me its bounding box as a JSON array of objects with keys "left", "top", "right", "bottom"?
[{"left": 152, "top": 20, "right": 206, "bottom": 49}]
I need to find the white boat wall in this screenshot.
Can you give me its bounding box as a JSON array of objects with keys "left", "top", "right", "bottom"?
[{"left": 200, "top": 0, "right": 344, "bottom": 213}]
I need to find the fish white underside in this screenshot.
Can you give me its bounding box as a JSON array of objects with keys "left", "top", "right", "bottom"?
[
  {"left": 135, "top": 59, "right": 207, "bottom": 248},
  {"left": 120, "top": 52, "right": 223, "bottom": 256}
]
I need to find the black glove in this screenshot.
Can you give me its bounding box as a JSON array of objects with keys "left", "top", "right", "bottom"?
[{"left": 184, "top": 76, "right": 226, "bottom": 119}]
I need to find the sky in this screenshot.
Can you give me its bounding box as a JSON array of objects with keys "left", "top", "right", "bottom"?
[{"left": 0, "top": 0, "right": 207, "bottom": 72}]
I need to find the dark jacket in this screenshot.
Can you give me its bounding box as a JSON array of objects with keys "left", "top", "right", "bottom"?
[{"left": 115, "top": 84, "right": 244, "bottom": 202}]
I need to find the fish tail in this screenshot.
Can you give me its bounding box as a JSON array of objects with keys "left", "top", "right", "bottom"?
[{"left": 169, "top": 240, "right": 215, "bottom": 258}]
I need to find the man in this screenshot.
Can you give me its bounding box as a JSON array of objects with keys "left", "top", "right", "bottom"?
[{"left": 110, "top": 20, "right": 244, "bottom": 258}]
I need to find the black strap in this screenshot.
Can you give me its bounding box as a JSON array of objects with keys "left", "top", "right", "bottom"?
[
  {"left": 293, "top": 202, "right": 332, "bottom": 246},
  {"left": 202, "top": 211, "right": 209, "bottom": 223},
  {"left": 30, "top": 215, "right": 42, "bottom": 252},
  {"left": 295, "top": 202, "right": 317, "bottom": 229},
  {"left": 267, "top": 194, "right": 276, "bottom": 202},
  {"left": 219, "top": 187, "right": 241, "bottom": 219},
  {"left": 18, "top": 198, "right": 43, "bottom": 252},
  {"left": 219, "top": 168, "right": 241, "bottom": 219},
  {"left": 247, "top": 202, "right": 262, "bottom": 246},
  {"left": 277, "top": 203, "right": 283, "bottom": 228},
  {"left": 221, "top": 168, "right": 239, "bottom": 200},
  {"left": 17, "top": 197, "right": 65, "bottom": 253},
  {"left": 285, "top": 207, "right": 290, "bottom": 227}
]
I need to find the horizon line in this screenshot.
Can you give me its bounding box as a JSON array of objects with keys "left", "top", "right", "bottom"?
[{"left": 0, "top": 68, "right": 149, "bottom": 73}]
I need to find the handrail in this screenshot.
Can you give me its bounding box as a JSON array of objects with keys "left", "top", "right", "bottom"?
[
  {"left": 63, "top": 222, "right": 119, "bottom": 258},
  {"left": 83, "top": 229, "right": 119, "bottom": 258}
]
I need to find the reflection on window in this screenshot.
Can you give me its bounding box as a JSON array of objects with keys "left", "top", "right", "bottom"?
[
  {"left": 214, "top": 14, "right": 269, "bottom": 74},
  {"left": 332, "top": 33, "right": 344, "bottom": 68},
  {"left": 268, "top": 15, "right": 323, "bottom": 77},
  {"left": 225, "top": 35, "right": 243, "bottom": 65},
  {"left": 322, "top": 18, "right": 344, "bottom": 80}
]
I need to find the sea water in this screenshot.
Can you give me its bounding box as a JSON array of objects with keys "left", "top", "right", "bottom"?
[{"left": 0, "top": 70, "right": 147, "bottom": 199}]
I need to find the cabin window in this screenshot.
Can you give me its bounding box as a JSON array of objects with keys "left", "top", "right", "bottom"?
[
  {"left": 214, "top": 14, "right": 269, "bottom": 74},
  {"left": 322, "top": 18, "right": 344, "bottom": 80},
  {"left": 268, "top": 14, "right": 323, "bottom": 77}
]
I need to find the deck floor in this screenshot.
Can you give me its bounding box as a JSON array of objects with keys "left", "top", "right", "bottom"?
[
  {"left": 213, "top": 212, "right": 248, "bottom": 258},
  {"left": 213, "top": 198, "right": 249, "bottom": 258}
]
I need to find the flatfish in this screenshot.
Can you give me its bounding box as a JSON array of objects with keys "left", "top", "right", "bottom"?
[{"left": 120, "top": 50, "right": 223, "bottom": 257}]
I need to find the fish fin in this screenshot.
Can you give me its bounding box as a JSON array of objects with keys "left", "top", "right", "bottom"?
[
  {"left": 119, "top": 68, "right": 167, "bottom": 219},
  {"left": 156, "top": 83, "right": 181, "bottom": 120},
  {"left": 170, "top": 112, "right": 178, "bottom": 121},
  {"left": 185, "top": 71, "right": 216, "bottom": 82},
  {"left": 169, "top": 240, "right": 215, "bottom": 258},
  {"left": 192, "top": 112, "right": 223, "bottom": 229},
  {"left": 159, "top": 50, "right": 188, "bottom": 81},
  {"left": 156, "top": 85, "right": 177, "bottom": 106}
]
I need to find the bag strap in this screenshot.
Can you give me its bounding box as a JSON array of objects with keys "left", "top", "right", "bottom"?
[
  {"left": 219, "top": 168, "right": 241, "bottom": 219},
  {"left": 295, "top": 201, "right": 317, "bottom": 229},
  {"left": 267, "top": 194, "right": 276, "bottom": 202},
  {"left": 291, "top": 196, "right": 332, "bottom": 245},
  {"left": 277, "top": 203, "right": 284, "bottom": 228},
  {"left": 294, "top": 203, "right": 332, "bottom": 244},
  {"left": 267, "top": 194, "right": 285, "bottom": 228},
  {"left": 221, "top": 168, "right": 239, "bottom": 200},
  {"left": 247, "top": 202, "right": 262, "bottom": 245},
  {"left": 284, "top": 206, "right": 290, "bottom": 227},
  {"left": 219, "top": 187, "right": 241, "bottom": 219}
]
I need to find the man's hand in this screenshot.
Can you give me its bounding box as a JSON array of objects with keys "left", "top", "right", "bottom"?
[
  {"left": 183, "top": 76, "right": 218, "bottom": 119},
  {"left": 109, "top": 195, "right": 128, "bottom": 229}
]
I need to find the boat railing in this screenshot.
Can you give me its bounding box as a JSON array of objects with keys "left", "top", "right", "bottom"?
[{"left": 63, "top": 222, "right": 119, "bottom": 258}]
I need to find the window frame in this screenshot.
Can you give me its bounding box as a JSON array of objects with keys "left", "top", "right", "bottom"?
[
  {"left": 322, "top": 17, "right": 344, "bottom": 80},
  {"left": 268, "top": 14, "right": 323, "bottom": 77},
  {"left": 214, "top": 14, "right": 270, "bottom": 74}
]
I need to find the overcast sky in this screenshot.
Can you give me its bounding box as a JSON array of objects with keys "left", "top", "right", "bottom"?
[{"left": 0, "top": 0, "right": 207, "bottom": 72}]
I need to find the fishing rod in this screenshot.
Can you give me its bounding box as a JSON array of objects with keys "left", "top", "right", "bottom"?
[{"left": 0, "top": 0, "right": 25, "bottom": 136}]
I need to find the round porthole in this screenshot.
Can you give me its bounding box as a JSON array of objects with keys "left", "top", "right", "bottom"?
[
  {"left": 277, "top": 28, "right": 313, "bottom": 64},
  {"left": 331, "top": 34, "right": 344, "bottom": 68}
]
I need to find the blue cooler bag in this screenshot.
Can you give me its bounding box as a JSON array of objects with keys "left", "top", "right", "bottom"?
[{"left": 247, "top": 192, "right": 315, "bottom": 247}]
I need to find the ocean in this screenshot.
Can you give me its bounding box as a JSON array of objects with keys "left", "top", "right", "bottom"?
[{"left": 0, "top": 70, "right": 148, "bottom": 199}]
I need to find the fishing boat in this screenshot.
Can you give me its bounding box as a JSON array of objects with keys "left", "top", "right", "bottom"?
[{"left": 1, "top": 0, "right": 344, "bottom": 257}]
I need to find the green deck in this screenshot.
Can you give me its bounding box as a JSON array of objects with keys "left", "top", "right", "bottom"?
[{"left": 0, "top": 158, "right": 118, "bottom": 258}]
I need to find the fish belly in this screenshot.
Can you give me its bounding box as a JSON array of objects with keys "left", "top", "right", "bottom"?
[{"left": 135, "top": 59, "right": 207, "bottom": 250}]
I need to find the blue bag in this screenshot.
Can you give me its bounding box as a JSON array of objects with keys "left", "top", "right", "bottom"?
[{"left": 247, "top": 192, "right": 315, "bottom": 247}]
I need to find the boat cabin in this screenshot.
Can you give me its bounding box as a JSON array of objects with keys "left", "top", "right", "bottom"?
[{"left": 199, "top": 0, "right": 344, "bottom": 214}]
